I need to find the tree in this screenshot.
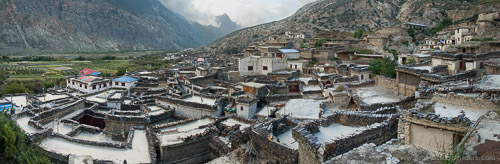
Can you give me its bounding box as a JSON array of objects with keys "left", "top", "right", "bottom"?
[
  {"left": 0, "top": 113, "right": 52, "bottom": 163},
  {"left": 1, "top": 124, "right": 16, "bottom": 159},
  {"left": 407, "top": 28, "right": 416, "bottom": 43},
  {"left": 353, "top": 29, "right": 364, "bottom": 39},
  {"left": 115, "top": 67, "right": 126, "bottom": 76},
  {"left": 314, "top": 38, "right": 327, "bottom": 47},
  {"left": 406, "top": 59, "right": 417, "bottom": 65},
  {"left": 369, "top": 57, "right": 397, "bottom": 78}
]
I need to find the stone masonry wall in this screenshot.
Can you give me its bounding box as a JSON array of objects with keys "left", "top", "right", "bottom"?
[
  {"left": 431, "top": 93, "right": 500, "bottom": 110},
  {"left": 293, "top": 114, "right": 398, "bottom": 164},
  {"left": 374, "top": 76, "right": 398, "bottom": 95}
]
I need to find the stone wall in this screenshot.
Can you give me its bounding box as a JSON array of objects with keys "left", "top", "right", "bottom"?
[
  {"left": 431, "top": 93, "right": 500, "bottom": 110},
  {"left": 189, "top": 73, "right": 217, "bottom": 86},
  {"left": 248, "top": 128, "right": 299, "bottom": 164},
  {"left": 261, "top": 94, "right": 303, "bottom": 103},
  {"left": 293, "top": 114, "right": 398, "bottom": 164},
  {"left": 160, "top": 129, "right": 218, "bottom": 164},
  {"left": 156, "top": 96, "right": 218, "bottom": 119},
  {"left": 247, "top": 117, "right": 300, "bottom": 164},
  {"left": 374, "top": 76, "right": 398, "bottom": 94},
  {"left": 344, "top": 80, "right": 375, "bottom": 88},
  {"left": 398, "top": 111, "right": 472, "bottom": 153},
  {"left": 32, "top": 99, "right": 85, "bottom": 125}
]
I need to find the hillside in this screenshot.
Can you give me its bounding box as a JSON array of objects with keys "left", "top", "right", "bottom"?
[
  {"left": 0, "top": 0, "right": 208, "bottom": 55},
  {"left": 210, "top": 0, "right": 500, "bottom": 52}
]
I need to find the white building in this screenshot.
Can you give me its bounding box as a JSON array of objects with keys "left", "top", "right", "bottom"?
[
  {"left": 67, "top": 76, "right": 111, "bottom": 94},
  {"left": 288, "top": 60, "right": 309, "bottom": 73},
  {"left": 285, "top": 31, "right": 306, "bottom": 39},
  {"left": 112, "top": 76, "right": 138, "bottom": 90},
  {"left": 239, "top": 56, "right": 287, "bottom": 76},
  {"left": 455, "top": 27, "right": 476, "bottom": 45},
  {"left": 236, "top": 97, "right": 257, "bottom": 119}
]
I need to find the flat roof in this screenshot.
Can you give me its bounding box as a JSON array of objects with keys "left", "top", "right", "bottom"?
[{"left": 477, "top": 75, "right": 500, "bottom": 91}]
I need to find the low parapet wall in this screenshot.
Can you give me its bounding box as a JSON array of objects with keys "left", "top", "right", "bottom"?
[
  {"left": 32, "top": 99, "right": 85, "bottom": 124},
  {"left": 156, "top": 96, "right": 218, "bottom": 119},
  {"left": 156, "top": 96, "right": 216, "bottom": 110},
  {"left": 261, "top": 94, "right": 303, "bottom": 103}
]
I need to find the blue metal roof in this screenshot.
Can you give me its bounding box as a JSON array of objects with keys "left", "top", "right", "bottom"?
[
  {"left": 113, "top": 76, "right": 138, "bottom": 83},
  {"left": 90, "top": 72, "right": 101, "bottom": 76},
  {"left": 0, "top": 104, "right": 14, "bottom": 111},
  {"left": 279, "top": 49, "right": 299, "bottom": 53}
]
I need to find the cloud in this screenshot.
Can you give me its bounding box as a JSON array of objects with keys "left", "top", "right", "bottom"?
[{"left": 159, "top": 0, "right": 317, "bottom": 27}]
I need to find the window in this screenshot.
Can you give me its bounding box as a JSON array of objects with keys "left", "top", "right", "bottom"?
[
  {"left": 115, "top": 82, "right": 119, "bottom": 85},
  {"left": 84, "top": 85, "right": 87, "bottom": 89},
  {"left": 80, "top": 84, "right": 82, "bottom": 87},
  {"left": 290, "top": 64, "right": 293, "bottom": 68},
  {"left": 92, "top": 85, "right": 96, "bottom": 90},
  {"left": 72, "top": 82, "right": 75, "bottom": 85},
  {"left": 361, "top": 75, "right": 364, "bottom": 80},
  {"left": 121, "top": 83, "right": 125, "bottom": 86},
  {"left": 295, "top": 65, "right": 297, "bottom": 69},
  {"left": 240, "top": 106, "right": 244, "bottom": 111},
  {"left": 248, "top": 66, "right": 253, "bottom": 71},
  {"left": 104, "top": 83, "right": 107, "bottom": 87},
  {"left": 263, "top": 66, "right": 268, "bottom": 70}
]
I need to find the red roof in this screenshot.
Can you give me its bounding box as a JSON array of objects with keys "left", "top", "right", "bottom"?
[
  {"left": 77, "top": 76, "right": 98, "bottom": 82},
  {"left": 79, "top": 68, "right": 100, "bottom": 75}
]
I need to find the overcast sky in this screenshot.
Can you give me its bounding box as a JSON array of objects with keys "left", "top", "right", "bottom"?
[{"left": 160, "top": 0, "right": 317, "bottom": 27}]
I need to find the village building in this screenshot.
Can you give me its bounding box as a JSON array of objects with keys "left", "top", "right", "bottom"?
[
  {"left": 235, "top": 97, "right": 258, "bottom": 119},
  {"left": 277, "top": 49, "right": 300, "bottom": 59},
  {"left": 398, "top": 54, "right": 431, "bottom": 64},
  {"left": 112, "top": 76, "right": 139, "bottom": 90},
  {"left": 67, "top": 75, "right": 111, "bottom": 94},
  {"left": 195, "top": 67, "right": 209, "bottom": 76},
  {"left": 403, "top": 22, "right": 427, "bottom": 30},
  {"left": 285, "top": 31, "right": 307, "bottom": 39}
]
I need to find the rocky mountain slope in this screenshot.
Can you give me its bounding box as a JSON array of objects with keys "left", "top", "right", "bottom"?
[
  {"left": 0, "top": 0, "right": 208, "bottom": 55},
  {"left": 210, "top": 0, "right": 500, "bottom": 52},
  {"left": 193, "top": 14, "right": 241, "bottom": 43}
]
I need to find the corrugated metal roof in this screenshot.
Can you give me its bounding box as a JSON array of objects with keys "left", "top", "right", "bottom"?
[
  {"left": 113, "top": 76, "right": 138, "bottom": 83},
  {"left": 279, "top": 49, "right": 299, "bottom": 53}
]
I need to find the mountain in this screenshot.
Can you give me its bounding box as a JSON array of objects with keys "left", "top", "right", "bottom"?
[
  {"left": 0, "top": 0, "right": 208, "bottom": 55},
  {"left": 210, "top": 0, "right": 500, "bottom": 52},
  {"left": 193, "top": 14, "right": 241, "bottom": 43}
]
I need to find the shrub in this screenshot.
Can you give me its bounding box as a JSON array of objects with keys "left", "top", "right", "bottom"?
[{"left": 314, "top": 38, "right": 327, "bottom": 47}]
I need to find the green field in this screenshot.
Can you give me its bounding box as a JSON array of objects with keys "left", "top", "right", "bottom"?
[{"left": 0, "top": 52, "right": 176, "bottom": 95}]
